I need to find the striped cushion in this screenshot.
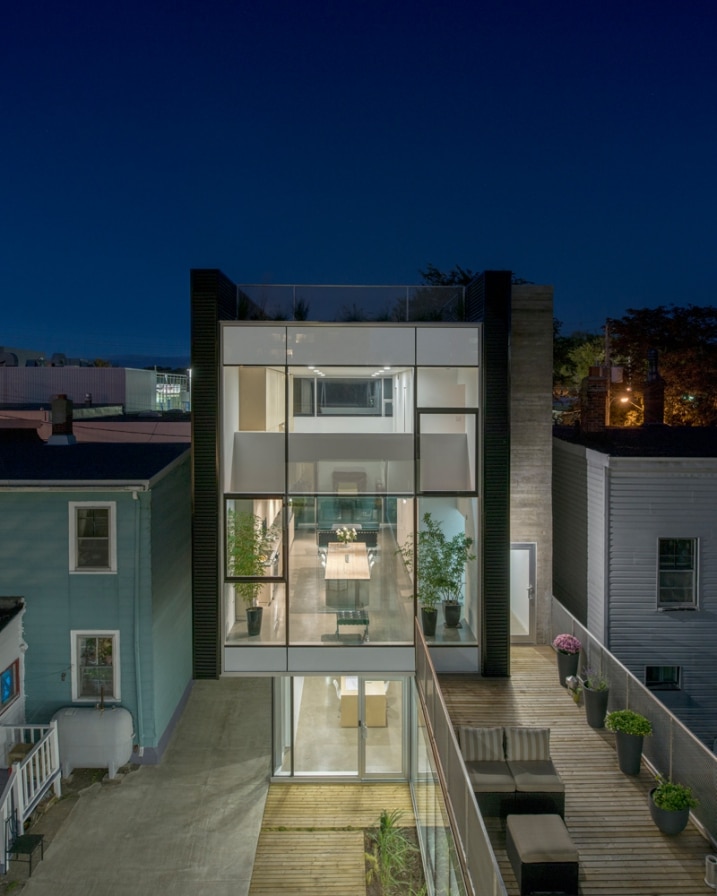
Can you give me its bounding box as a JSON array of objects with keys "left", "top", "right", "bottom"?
[
  {"left": 505, "top": 727, "right": 551, "bottom": 761},
  {"left": 459, "top": 726, "right": 504, "bottom": 762}
]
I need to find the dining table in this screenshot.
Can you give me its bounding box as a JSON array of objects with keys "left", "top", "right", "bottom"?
[{"left": 324, "top": 541, "right": 371, "bottom": 610}]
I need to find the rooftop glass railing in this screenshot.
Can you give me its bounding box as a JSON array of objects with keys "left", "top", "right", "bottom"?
[{"left": 236, "top": 284, "right": 466, "bottom": 322}]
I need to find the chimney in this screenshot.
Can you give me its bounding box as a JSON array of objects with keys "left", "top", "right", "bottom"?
[
  {"left": 47, "top": 394, "right": 77, "bottom": 445},
  {"left": 642, "top": 349, "right": 666, "bottom": 426},
  {"left": 580, "top": 366, "right": 609, "bottom": 432}
]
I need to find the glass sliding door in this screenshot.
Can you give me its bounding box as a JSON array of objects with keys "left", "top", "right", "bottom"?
[
  {"left": 275, "top": 675, "right": 408, "bottom": 779},
  {"left": 362, "top": 677, "right": 406, "bottom": 777}
]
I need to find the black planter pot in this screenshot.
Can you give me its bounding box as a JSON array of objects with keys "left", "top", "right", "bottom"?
[
  {"left": 582, "top": 684, "right": 609, "bottom": 729},
  {"left": 443, "top": 602, "right": 461, "bottom": 628},
  {"left": 649, "top": 788, "right": 691, "bottom": 835},
  {"left": 556, "top": 650, "right": 579, "bottom": 687},
  {"left": 421, "top": 607, "right": 438, "bottom": 637},
  {"left": 615, "top": 730, "right": 644, "bottom": 775},
  {"left": 246, "top": 605, "right": 263, "bottom": 637}
]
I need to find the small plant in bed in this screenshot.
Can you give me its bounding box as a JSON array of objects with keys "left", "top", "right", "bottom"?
[{"left": 364, "top": 809, "right": 426, "bottom": 896}]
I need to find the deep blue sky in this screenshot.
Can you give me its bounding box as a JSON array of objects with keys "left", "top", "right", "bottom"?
[{"left": 3, "top": 0, "right": 716, "bottom": 361}]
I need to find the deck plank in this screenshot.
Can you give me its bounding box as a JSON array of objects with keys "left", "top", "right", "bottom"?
[{"left": 250, "top": 783, "right": 414, "bottom": 895}]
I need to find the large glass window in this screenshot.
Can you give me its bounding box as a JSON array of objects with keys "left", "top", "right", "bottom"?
[
  {"left": 658, "top": 538, "right": 698, "bottom": 608},
  {"left": 418, "top": 412, "right": 477, "bottom": 493},
  {"left": 288, "top": 496, "right": 414, "bottom": 646},
  {"left": 224, "top": 498, "right": 285, "bottom": 644}
]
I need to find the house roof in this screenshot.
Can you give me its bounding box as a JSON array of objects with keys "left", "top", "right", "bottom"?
[
  {"left": 0, "top": 433, "right": 189, "bottom": 484},
  {"left": 553, "top": 424, "right": 717, "bottom": 458}
]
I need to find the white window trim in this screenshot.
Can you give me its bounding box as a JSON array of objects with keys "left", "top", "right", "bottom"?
[
  {"left": 70, "top": 630, "right": 121, "bottom": 702},
  {"left": 69, "top": 502, "right": 117, "bottom": 574},
  {"left": 657, "top": 536, "right": 699, "bottom": 609}
]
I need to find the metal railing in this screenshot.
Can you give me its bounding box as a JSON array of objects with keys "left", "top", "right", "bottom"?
[
  {"left": 552, "top": 598, "right": 717, "bottom": 846},
  {"left": 0, "top": 722, "right": 62, "bottom": 871},
  {"left": 415, "top": 622, "right": 507, "bottom": 896}
]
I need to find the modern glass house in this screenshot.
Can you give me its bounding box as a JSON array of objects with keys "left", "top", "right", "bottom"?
[{"left": 190, "top": 270, "right": 554, "bottom": 786}]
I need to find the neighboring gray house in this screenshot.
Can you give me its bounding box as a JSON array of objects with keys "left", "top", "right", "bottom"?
[
  {"left": 553, "top": 423, "right": 717, "bottom": 747},
  {"left": 0, "top": 413, "right": 192, "bottom": 763}
]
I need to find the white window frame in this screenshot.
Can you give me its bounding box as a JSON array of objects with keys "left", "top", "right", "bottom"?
[
  {"left": 69, "top": 502, "right": 117, "bottom": 573},
  {"left": 657, "top": 537, "right": 699, "bottom": 609},
  {"left": 71, "top": 630, "right": 120, "bottom": 702}
]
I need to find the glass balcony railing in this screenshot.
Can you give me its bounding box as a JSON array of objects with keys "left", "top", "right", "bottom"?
[{"left": 236, "top": 284, "right": 466, "bottom": 323}]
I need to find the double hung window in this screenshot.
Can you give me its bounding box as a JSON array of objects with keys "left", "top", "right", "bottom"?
[
  {"left": 71, "top": 631, "right": 120, "bottom": 701},
  {"left": 69, "top": 502, "right": 117, "bottom": 573},
  {"left": 658, "top": 538, "right": 698, "bottom": 608}
]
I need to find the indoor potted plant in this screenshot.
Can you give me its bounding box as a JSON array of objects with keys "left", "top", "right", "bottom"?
[
  {"left": 648, "top": 774, "right": 698, "bottom": 835},
  {"left": 396, "top": 512, "right": 475, "bottom": 636},
  {"left": 226, "top": 509, "right": 279, "bottom": 637},
  {"left": 580, "top": 667, "right": 610, "bottom": 728},
  {"left": 605, "top": 709, "right": 652, "bottom": 775},
  {"left": 552, "top": 633, "right": 582, "bottom": 687}
]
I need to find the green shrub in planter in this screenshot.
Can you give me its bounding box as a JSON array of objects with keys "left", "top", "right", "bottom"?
[
  {"left": 604, "top": 709, "right": 652, "bottom": 737},
  {"left": 651, "top": 775, "right": 698, "bottom": 811}
]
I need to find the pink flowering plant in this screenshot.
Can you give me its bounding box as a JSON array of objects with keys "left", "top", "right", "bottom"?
[{"left": 552, "top": 633, "right": 581, "bottom": 655}]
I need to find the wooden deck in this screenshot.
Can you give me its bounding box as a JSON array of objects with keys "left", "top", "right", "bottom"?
[
  {"left": 440, "top": 645, "right": 711, "bottom": 896},
  {"left": 249, "top": 783, "right": 414, "bottom": 895}
]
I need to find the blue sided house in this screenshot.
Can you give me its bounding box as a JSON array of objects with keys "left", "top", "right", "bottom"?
[{"left": 0, "top": 408, "right": 191, "bottom": 766}]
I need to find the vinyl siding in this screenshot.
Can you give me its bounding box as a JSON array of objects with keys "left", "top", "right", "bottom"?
[
  {"left": 585, "top": 450, "right": 608, "bottom": 642},
  {"left": 607, "top": 459, "right": 717, "bottom": 746},
  {"left": 150, "top": 456, "right": 192, "bottom": 749}
]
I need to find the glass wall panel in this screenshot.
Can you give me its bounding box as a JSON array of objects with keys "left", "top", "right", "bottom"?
[
  {"left": 223, "top": 324, "right": 287, "bottom": 366},
  {"left": 287, "top": 435, "right": 414, "bottom": 494},
  {"left": 364, "top": 678, "right": 406, "bottom": 776},
  {"left": 288, "top": 327, "right": 416, "bottom": 367},
  {"left": 224, "top": 581, "right": 286, "bottom": 644},
  {"left": 289, "top": 368, "right": 412, "bottom": 430},
  {"left": 273, "top": 676, "right": 292, "bottom": 775},
  {"left": 411, "top": 683, "right": 469, "bottom": 896},
  {"left": 418, "top": 412, "right": 477, "bottom": 493},
  {"left": 289, "top": 497, "right": 415, "bottom": 646},
  {"left": 224, "top": 497, "right": 285, "bottom": 645},
  {"left": 416, "top": 326, "right": 479, "bottom": 367},
  {"left": 415, "top": 498, "right": 479, "bottom": 645},
  {"left": 417, "top": 368, "right": 479, "bottom": 409},
  {"left": 293, "top": 676, "right": 358, "bottom": 775}
]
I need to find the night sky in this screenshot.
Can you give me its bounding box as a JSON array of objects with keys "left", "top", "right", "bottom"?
[{"left": 3, "top": 0, "right": 716, "bottom": 362}]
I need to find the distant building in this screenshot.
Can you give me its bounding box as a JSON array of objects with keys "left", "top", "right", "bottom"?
[{"left": 0, "top": 362, "right": 189, "bottom": 414}]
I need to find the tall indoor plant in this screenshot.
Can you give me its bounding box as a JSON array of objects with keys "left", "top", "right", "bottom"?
[
  {"left": 605, "top": 709, "right": 652, "bottom": 775},
  {"left": 397, "top": 512, "right": 475, "bottom": 636},
  {"left": 226, "top": 509, "right": 279, "bottom": 637}
]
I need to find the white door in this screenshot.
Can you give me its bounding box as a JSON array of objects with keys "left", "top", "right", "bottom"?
[{"left": 510, "top": 543, "right": 535, "bottom": 642}]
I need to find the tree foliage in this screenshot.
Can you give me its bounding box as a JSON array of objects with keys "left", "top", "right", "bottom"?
[
  {"left": 610, "top": 305, "right": 717, "bottom": 426},
  {"left": 554, "top": 305, "right": 717, "bottom": 426},
  {"left": 419, "top": 264, "right": 475, "bottom": 286}
]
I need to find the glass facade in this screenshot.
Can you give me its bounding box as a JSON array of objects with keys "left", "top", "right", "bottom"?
[{"left": 220, "top": 326, "right": 481, "bottom": 654}]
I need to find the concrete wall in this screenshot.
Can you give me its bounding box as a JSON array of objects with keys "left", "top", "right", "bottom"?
[{"left": 510, "top": 285, "right": 554, "bottom": 644}]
